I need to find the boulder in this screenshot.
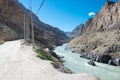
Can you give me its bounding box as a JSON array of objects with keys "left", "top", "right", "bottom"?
[
  {"left": 108, "top": 60, "right": 115, "bottom": 65},
  {"left": 87, "top": 60, "right": 96, "bottom": 66},
  {"left": 113, "top": 58, "right": 120, "bottom": 66},
  {"left": 98, "top": 55, "right": 112, "bottom": 63},
  {"left": 50, "top": 51, "right": 61, "bottom": 60}
]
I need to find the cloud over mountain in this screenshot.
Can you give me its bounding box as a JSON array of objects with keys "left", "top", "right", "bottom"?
[{"left": 88, "top": 12, "right": 95, "bottom": 16}]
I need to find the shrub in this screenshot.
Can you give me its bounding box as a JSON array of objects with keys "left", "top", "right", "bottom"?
[{"left": 34, "top": 49, "right": 56, "bottom": 62}]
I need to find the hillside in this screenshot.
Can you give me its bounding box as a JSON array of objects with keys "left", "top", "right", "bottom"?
[
  {"left": 67, "top": 24, "right": 84, "bottom": 38},
  {"left": 0, "top": 0, "right": 69, "bottom": 48},
  {"left": 67, "top": 1, "right": 120, "bottom": 66}
]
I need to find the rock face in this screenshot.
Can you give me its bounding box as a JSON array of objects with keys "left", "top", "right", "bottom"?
[
  {"left": 80, "top": 18, "right": 93, "bottom": 34},
  {"left": 67, "top": 1, "right": 120, "bottom": 66},
  {"left": 67, "top": 24, "right": 84, "bottom": 38},
  {"left": 81, "top": 1, "right": 120, "bottom": 34},
  {"left": 0, "top": 0, "right": 69, "bottom": 48}
]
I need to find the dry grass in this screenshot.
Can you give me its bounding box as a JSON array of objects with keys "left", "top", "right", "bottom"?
[{"left": 0, "top": 39, "right": 4, "bottom": 44}]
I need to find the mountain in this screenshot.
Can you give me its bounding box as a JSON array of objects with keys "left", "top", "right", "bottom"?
[
  {"left": 67, "top": 1, "right": 120, "bottom": 66},
  {"left": 0, "top": 0, "right": 69, "bottom": 48},
  {"left": 67, "top": 24, "right": 84, "bottom": 38},
  {"left": 64, "top": 31, "right": 70, "bottom": 35}
]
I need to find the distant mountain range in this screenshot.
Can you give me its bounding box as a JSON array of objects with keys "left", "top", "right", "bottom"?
[{"left": 67, "top": 24, "right": 84, "bottom": 38}]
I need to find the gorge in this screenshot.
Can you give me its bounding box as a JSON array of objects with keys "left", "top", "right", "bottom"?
[
  {"left": 0, "top": 0, "right": 120, "bottom": 80},
  {"left": 67, "top": 1, "right": 120, "bottom": 66}
]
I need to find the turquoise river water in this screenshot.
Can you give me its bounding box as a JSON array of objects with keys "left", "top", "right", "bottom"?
[{"left": 54, "top": 44, "right": 120, "bottom": 80}]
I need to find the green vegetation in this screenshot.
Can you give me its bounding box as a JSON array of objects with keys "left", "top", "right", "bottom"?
[
  {"left": 34, "top": 49, "right": 56, "bottom": 62},
  {"left": 0, "top": 39, "right": 4, "bottom": 44},
  {"left": 34, "top": 49, "right": 46, "bottom": 60}
]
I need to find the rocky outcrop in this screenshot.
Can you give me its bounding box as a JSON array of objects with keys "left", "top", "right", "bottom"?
[
  {"left": 81, "top": 1, "right": 120, "bottom": 33},
  {"left": 0, "top": 23, "right": 17, "bottom": 41},
  {"left": 0, "top": 0, "right": 69, "bottom": 48},
  {"left": 80, "top": 18, "right": 93, "bottom": 34},
  {"left": 67, "top": 1, "right": 120, "bottom": 66}
]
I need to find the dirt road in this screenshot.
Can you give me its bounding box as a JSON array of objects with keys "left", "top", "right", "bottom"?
[{"left": 0, "top": 40, "right": 99, "bottom": 80}]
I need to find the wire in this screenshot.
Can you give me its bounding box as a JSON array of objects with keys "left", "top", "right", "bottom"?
[{"left": 36, "top": 0, "right": 45, "bottom": 15}]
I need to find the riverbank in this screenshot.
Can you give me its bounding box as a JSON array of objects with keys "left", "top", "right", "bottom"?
[
  {"left": 54, "top": 44, "right": 120, "bottom": 80},
  {"left": 67, "top": 30, "right": 120, "bottom": 66},
  {"left": 0, "top": 40, "right": 99, "bottom": 80},
  {"left": 34, "top": 48, "right": 73, "bottom": 73}
]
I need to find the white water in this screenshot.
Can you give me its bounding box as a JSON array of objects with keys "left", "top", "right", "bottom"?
[{"left": 54, "top": 44, "right": 120, "bottom": 80}]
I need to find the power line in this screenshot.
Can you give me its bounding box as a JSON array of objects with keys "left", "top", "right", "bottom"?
[
  {"left": 27, "top": 0, "right": 45, "bottom": 48},
  {"left": 29, "top": 0, "right": 35, "bottom": 48},
  {"left": 36, "top": 0, "right": 45, "bottom": 15}
]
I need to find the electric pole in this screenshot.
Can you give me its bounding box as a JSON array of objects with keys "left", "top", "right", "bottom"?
[
  {"left": 31, "top": 12, "right": 35, "bottom": 48},
  {"left": 29, "top": 0, "right": 35, "bottom": 48},
  {"left": 24, "top": 12, "right": 26, "bottom": 43}
]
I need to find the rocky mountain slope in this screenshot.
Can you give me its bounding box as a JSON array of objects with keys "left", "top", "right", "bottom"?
[
  {"left": 0, "top": 0, "right": 69, "bottom": 48},
  {"left": 67, "top": 24, "right": 84, "bottom": 38},
  {"left": 67, "top": 1, "right": 120, "bottom": 66}
]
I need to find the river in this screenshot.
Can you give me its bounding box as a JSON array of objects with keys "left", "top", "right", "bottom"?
[{"left": 54, "top": 44, "right": 120, "bottom": 80}]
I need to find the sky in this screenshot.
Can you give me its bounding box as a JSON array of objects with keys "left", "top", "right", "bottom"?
[{"left": 18, "top": 0, "right": 117, "bottom": 32}]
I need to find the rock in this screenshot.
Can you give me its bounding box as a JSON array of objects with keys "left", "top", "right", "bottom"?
[
  {"left": 105, "top": 44, "right": 120, "bottom": 53},
  {"left": 87, "top": 60, "right": 96, "bottom": 66},
  {"left": 81, "top": 49, "right": 85, "bottom": 53},
  {"left": 108, "top": 59, "right": 115, "bottom": 65},
  {"left": 51, "top": 60, "right": 73, "bottom": 74},
  {"left": 98, "top": 55, "right": 112, "bottom": 63},
  {"left": 44, "top": 48, "right": 50, "bottom": 53},
  {"left": 113, "top": 58, "right": 120, "bottom": 66},
  {"left": 80, "top": 54, "right": 88, "bottom": 59},
  {"left": 50, "top": 51, "right": 61, "bottom": 60},
  {"left": 61, "top": 56, "right": 64, "bottom": 58},
  {"left": 80, "top": 18, "right": 93, "bottom": 34},
  {"left": 80, "top": 53, "right": 93, "bottom": 60},
  {"left": 51, "top": 62, "right": 60, "bottom": 69}
]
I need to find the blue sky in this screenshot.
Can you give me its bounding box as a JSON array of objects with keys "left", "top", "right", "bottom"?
[{"left": 18, "top": 0, "right": 117, "bottom": 32}]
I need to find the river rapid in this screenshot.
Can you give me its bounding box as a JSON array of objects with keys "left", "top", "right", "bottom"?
[{"left": 54, "top": 44, "right": 120, "bottom": 80}]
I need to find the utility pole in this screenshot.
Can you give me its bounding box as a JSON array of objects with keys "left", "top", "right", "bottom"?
[
  {"left": 29, "top": 0, "right": 35, "bottom": 48},
  {"left": 31, "top": 12, "right": 35, "bottom": 48},
  {"left": 24, "top": 12, "right": 26, "bottom": 43},
  {"left": 25, "top": 16, "right": 29, "bottom": 43}
]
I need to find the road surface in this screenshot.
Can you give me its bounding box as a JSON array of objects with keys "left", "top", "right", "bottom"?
[{"left": 0, "top": 40, "right": 99, "bottom": 80}]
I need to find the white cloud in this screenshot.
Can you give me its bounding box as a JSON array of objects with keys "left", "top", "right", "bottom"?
[{"left": 88, "top": 12, "right": 95, "bottom": 16}]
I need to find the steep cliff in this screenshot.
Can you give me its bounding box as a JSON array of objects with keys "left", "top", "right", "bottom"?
[
  {"left": 81, "top": 1, "right": 120, "bottom": 33},
  {"left": 67, "top": 1, "right": 120, "bottom": 66},
  {"left": 0, "top": 0, "right": 69, "bottom": 48}
]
